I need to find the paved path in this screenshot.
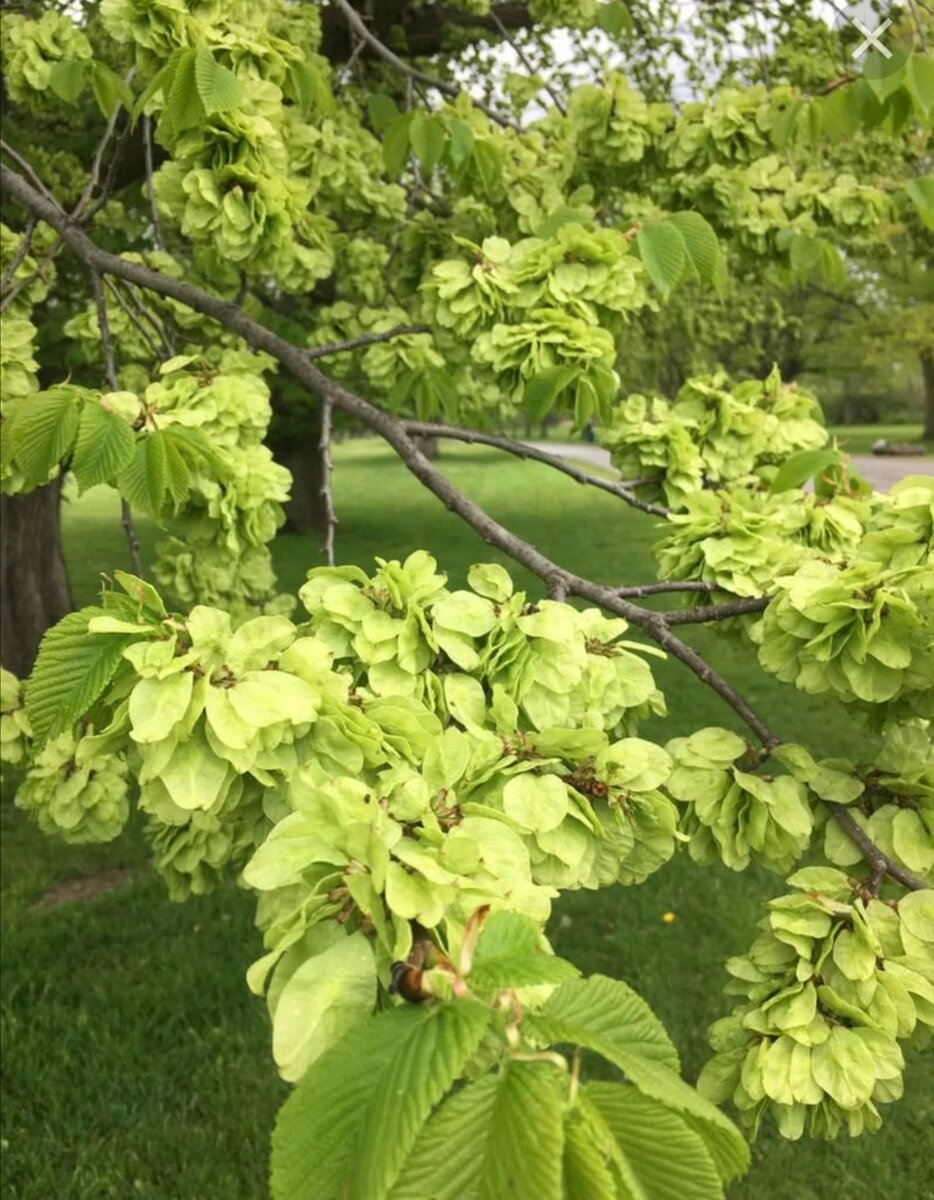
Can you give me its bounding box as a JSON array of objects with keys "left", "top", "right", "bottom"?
[{"left": 526, "top": 442, "right": 932, "bottom": 492}]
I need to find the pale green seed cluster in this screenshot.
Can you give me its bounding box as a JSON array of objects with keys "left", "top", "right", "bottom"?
[
  {"left": 0, "top": 668, "right": 32, "bottom": 768},
  {"left": 667, "top": 728, "right": 813, "bottom": 874},
  {"left": 15, "top": 730, "right": 129, "bottom": 843},
  {"left": 600, "top": 368, "right": 827, "bottom": 508},
  {"left": 698, "top": 869, "right": 934, "bottom": 1140},
  {"left": 759, "top": 558, "right": 934, "bottom": 715},
  {"left": 147, "top": 353, "right": 293, "bottom": 614}
]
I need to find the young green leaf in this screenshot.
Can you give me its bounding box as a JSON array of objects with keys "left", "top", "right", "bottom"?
[
  {"left": 48, "top": 59, "right": 89, "bottom": 105},
  {"left": 768, "top": 448, "right": 841, "bottom": 494},
  {"left": 70, "top": 402, "right": 136, "bottom": 493},
  {"left": 26, "top": 608, "right": 132, "bottom": 747},
  {"left": 637, "top": 221, "right": 688, "bottom": 295},
  {"left": 409, "top": 113, "right": 446, "bottom": 177},
  {"left": 667, "top": 213, "right": 720, "bottom": 285},
  {"left": 10, "top": 388, "right": 81, "bottom": 487},
  {"left": 585, "top": 1083, "right": 725, "bottom": 1200},
  {"left": 194, "top": 47, "right": 244, "bottom": 114}
]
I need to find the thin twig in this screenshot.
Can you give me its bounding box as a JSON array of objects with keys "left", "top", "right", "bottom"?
[
  {"left": 104, "top": 278, "right": 162, "bottom": 358},
  {"left": 331, "top": 0, "right": 519, "bottom": 130},
  {"left": 120, "top": 281, "right": 175, "bottom": 356},
  {"left": 307, "top": 324, "right": 430, "bottom": 360},
  {"left": 319, "top": 400, "right": 337, "bottom": 566},
  {"left": 402, "top": 420, "right": 669, "bottom": 518},
  {"left": 490, "top": 10, "right": 567, "bottom": 115},
  {"left": 90, "top": 268, "right": 143, "bottom": 576},
  {"left": 662, "top": 596, "right": 771, "bottom": 624},
  {"left": 0, "top": 139, "right": 61, "bottom": 208},
  {"left": 826, "top": 803, "right": 927, "bottom": 892},
  {"left": 616, "top": 580, "right": 719, "bottom": 598},
  {"left": 0, "top": 215, "right": 37, "bottom": 294},
  {"left": 142, "top": 114, "right": 165, "bottom": 249}
]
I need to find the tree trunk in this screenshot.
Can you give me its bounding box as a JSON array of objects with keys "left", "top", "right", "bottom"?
[
  {"left": 275, "top": 443, "right": 327, "bottom": 533},
  {"left": 0, "top": 479, "right": 72, "bottom": 676},
  {"left": 922, "top": 349, "right": 934, "bottom": 441}
]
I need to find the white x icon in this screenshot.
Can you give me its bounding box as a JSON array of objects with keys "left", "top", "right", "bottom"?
[{"left": 851, "top": 17, "right": 893, "bottom": 59}]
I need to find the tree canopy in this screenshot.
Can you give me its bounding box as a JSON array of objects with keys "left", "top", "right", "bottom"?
[{"left": 1, "top": 3, "right": 933, "bottom": 1198}]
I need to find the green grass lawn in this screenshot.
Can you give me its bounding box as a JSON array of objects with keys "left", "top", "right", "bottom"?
[
  {"left": 829, "top": 423, "right": 932, "bottom": 455},
  {"left": 2, "top": 440, "right": 932, "bottom": 1200}
]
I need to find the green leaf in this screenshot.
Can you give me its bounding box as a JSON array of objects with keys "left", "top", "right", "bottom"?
[
  {"left": 289, "top": 61, "right": 333, "bottom": 115},
  {"left": 906, "top": 53, "right": 934, "bottom": 115},
  {"left": 393, "top": 1061, "right": 566, "bottom": 1200},
  {"left": 637, "top": 221, "right": 687, "bottom": 295},
  {"left": 351, "top": 1002, "right": 490, "bottom": 1200},
  {"left": 70, "top": 402, "right": 136, "bottom": 493},
  {"left": 898, "top": 890, "right": 934, "bottom": 943},
  {"left": 131, "top": 49, "right": 183, "bottom": 121},
  {"left": 596, "top": 1, "right": 632, "bottom": 37},
  {"left": 530, "top": 977, "right": 748, "bottom": 1182},
  {"left": 410, "top": 113, "right": 446, "bottom": 177},
  {"left": 11, "top": 387, "right": 80, "bottom": 487},
  {"left": 26, "top": 608, "right": 132, "bottom": 747},
  {"left": 469, "top": 910, "right": 579, "bottom": 990},
  {"left": 445, "top": 117, "right": 474, "bottom": 168},
  {"left": 165, "top": 49, "right": 205, "bottom": 133},
  {"left": 383, "top": 113, "right": 413, "bottom": 178},
  {"left": 906, "top": 175, "right": 934, "bottom": 230},
  {"left": 88, "top": 61, "right": 132, "bottom": 118},
  {"left": 48, "top": 59, "right": 88, "bottom": 105},
  {"left": 771, "top": 101, "right": 801, "bottom": 148},
  {"left": 367, "top": 93, "right": 400, "bottom": 132},
  {"left": 788, "top": 232, "right": 821, "bottom": 273},
  {"left": 532, "top": 974, "right": 680, "bottom": 1070},
  {"left": 667, "top": 212, "right": 720, "bottom": 285},
  {"left": 562, "top": 1108, "right": 620, "bottom": 1200},
  {"left": 271, "top": 933, "right": 377, "bottom": 1082},
  {"left": 524, "top": 365, "right": 580, "bottom": 421},
  {"left": 271, "top": 1002, "right": 490, "bottom": 1200},
  {"left": 863, "top": 48, "right": 908, "bottom": 103},
  {"left": 586, "top": 1082, "right": 726, "bottom": 1199},
  {"left": 271, "top": 1008, "right": 414, "bottom": 1200},
  {"left": 390, "top": 1073, "right": 500, "bottom": 1200},
  {"left": 769, "top": 448, "right": 841, "bottom": 493},
  {"left": 194, "top": 47, "right": 244, "bottom": 114}
]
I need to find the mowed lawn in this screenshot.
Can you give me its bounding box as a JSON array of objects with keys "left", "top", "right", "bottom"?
[{"left": 2, "top": 440, "right": 931, "bottom": 1200}]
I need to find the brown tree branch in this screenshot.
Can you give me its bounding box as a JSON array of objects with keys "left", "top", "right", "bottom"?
[
  {"left": 0, "top": 161, "right": 784, "bottom": 753},
  {"left": 662, "top": 596, "right": 771, "bottom": 624},
  {"left": 142, "top": 115, "right": 164, "bottom": 250},
  {"left": 307, "top": 324, "right": 431, "bottom": 360},
  {"left": 8, "top": 159, "right": 921, "bottom": 892},
  {"left": 319, "top": 399, "right": 337, "bottom": 567},
  {"left": 826, "top": 803, "right": 927, "bottom": 892},
  {"left": 616, "top": 580, "right": 719, "bottom": 597},
  {"left": 402, "top": 420, "right": 669, "bottom": 518},
  {"left": 90, "top": 268, "right": 143, "bottom": 577},
  {"left": 331, "top": 0, "right": 519, "bottom": 130},
  {"left": 0, "top": 215, "right": 37, "bottom": 295}
]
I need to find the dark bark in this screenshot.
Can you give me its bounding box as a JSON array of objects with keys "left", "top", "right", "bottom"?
[
  {"left": 922, "top": 349, "right": 934, "bottom": 441},
  {"left": 0, "top": 479, "right": 72, "bottom": 676},
  {"left": 274, "top": 443, "right": 327, "bottom": 533}
]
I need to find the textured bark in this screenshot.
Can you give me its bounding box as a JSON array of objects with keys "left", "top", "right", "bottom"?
[
  {"left": 922, "top": 349, "right": 934, "bottom": 441},
  {"left": 0, "top": 479, "right": 72, "bottom": 676}
]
